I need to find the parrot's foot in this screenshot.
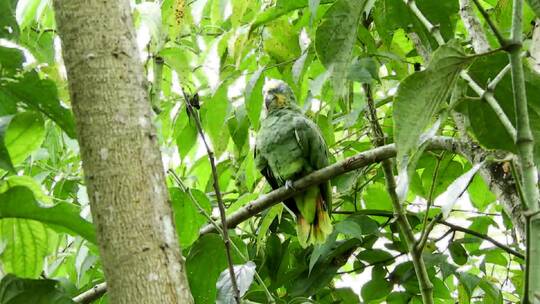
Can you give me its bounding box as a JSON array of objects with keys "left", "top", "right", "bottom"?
[{"left": 285, "top": 180, "right": 297, "bottom": 191}]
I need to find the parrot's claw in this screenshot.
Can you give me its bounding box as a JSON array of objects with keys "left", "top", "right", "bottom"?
[{"left": 285, "top": 180, "right": 297, "bottom": 191}]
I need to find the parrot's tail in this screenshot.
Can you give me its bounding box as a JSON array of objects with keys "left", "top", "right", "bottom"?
[{"left": 296, "top": 194, "right": 332, "bottom": 248}]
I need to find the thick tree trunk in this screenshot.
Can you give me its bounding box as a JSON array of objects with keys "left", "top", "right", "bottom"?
[{"left": 53, "top": 1, "right": 193, "bottom": 303}]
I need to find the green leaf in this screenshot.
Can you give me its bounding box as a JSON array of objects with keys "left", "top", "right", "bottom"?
[
  {"left": 432, "top": 277, "right": 451, "bottom": 299},
  {"left": 186, "top": 234, "right": 246, "bottom": 304},
  {"left": 527, "top": 0, "right": 540, "bottom": 19},
  {"left": 0, "top": 187, "right": 96, "bottom": 244},
  {"left": 0, "top": 175, "right": 52, "bottom": 204},
  {"left": 263, "top": 19, "right": 301, "bottom": 63},
  {"left": 357, "top": 249, "right": 394, "bottom": 265},
  {"left": 364, "top": 183, "right": 393, "bottom": 211},
  {"left": 251, "top": 0, "right": 334, "bottom": 29},
  {"left": 0, "top": 218, "right": 55, "bottom": 278},
  {"left": 5, "top": 112, "right": 46, "bottom": 164},
  {"left": 257, "top": 204, "right": 283, "bottom": 252},
  {"left": 394, "top": 42, "right": 472, "bottom": 164},
  {"left": 478, "top": 279, "right": 503, "bottom": 304},
  {"left": 0, "top": 71, "right": 76, "bottom": 138},
  {"left": 448, "top": 242, "right": 468, "bottom": 266},
  {"left": 169, "top": 188, "right": 211, "bottom": 248},
  {"left": 468, "top": 174, "right": 497, "bottom": 210},
  {"left": 361, "top": 276, "right": 392, "bottom": 302},
  {"left": 216, "top": 261, "right": 256, "bottom": 304},
  {"left": 348, "top": 57, "right": 380, "bottom": 83},
  {"left": 202, "top": 86, "right": 230, "bottom": 157},
  {"left": 457, "top": 272, "right": 480, "bottom": 298},
  {"left": 0, "top": 117, "right": 15, "bottom": 173},
  {"left": 0, "top": 47, "right": 24, "bottom": 72},
  {"left": 0, "top": 274, "right": 74, "bottom": 304},
  {"left": 316, "top": 114, "right": 335, "bottom": 146},
  {"left": 227, "top": 104, "right": 250, "bottom": 152},
  {"left": 0, "top": 0, "right": 19, "bottom": 39},
  {"left": 335, "top": 215, "right": 378, "bottom": 239},
  {"left": 387, "top": 291, "right": 413, "bottom": 304},
  {"left": 175, "top": 109, "right": 198, "bottom": 159},
  {"left": 245, "top": 67, "right": 265, "bottom": 130},
  {"left": 315, "top": 0, "right": 366, "bottom": 96}
]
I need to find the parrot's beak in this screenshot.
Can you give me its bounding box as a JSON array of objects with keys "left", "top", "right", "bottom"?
[
  {"left": 265, "top": 93, "right": 285, "bottom": 109},
  {"left": 264, "top": 93, "right": 276, "bottom": 109}
]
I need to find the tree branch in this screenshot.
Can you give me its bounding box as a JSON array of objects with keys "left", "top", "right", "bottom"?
[
  {"left": 334, "top": 209, "right": 524, "bottom": 259},
  {"left": 73, "top": 283, "right": 107, "bottom": 304},
  {"left": 439, "top": 220, "right": 524, "bottom": 259},
  {"left": 199, "top": 137, "right": 463, "bottom": 235},
  {"left": 181, "top": 90, "right": 241, "bottom": 304},
  {"left": 470, "top": 0, "right": 508, "bottom": 46},
  {"left": 363, "top": 83, "right": 433, "bottom": 304},
  {"left": 459, "top": 0, "right": 490, "bottom": 53}
]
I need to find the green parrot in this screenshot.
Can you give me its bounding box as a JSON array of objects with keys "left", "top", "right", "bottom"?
[{"left": 254, "top": 79, "right": 332, "bottom": 248}]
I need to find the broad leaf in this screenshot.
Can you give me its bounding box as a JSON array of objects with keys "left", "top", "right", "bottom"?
[
  {"left": 361, "top": 276, "right": 392, "bottom": 302},
  {"left": 527, "top": 0, "right": 540, "bottom": 19},
  {"left": 0, "top": 218, "right": 54, "bottom": 278},
  {"left": 169, "top": 188, "right": 211, "bottom": 248},
  {"left": 0, "top": 117, "right": 15, "bottom": 173},
  {"left": 315, "top": 0, "right": 366, "bottom": 96},
  {"left": 0, "top": 71, "right": 76, "bottom": 138},
  {"left": 251, "top": 0, "right": 334, "bottom": 30},
  {"left": 0, "top": 0, "right": 19, "bottom": 39},
  {"left": 202, "top": 85, "right": 230, "bottom": 157},
  {"left": 448, "top": 242, "right": 468, "bottom": 265},
  {"left": 216, "top": 261, "right": 256, "bottom": 304},
  {"left": 0, "top": 274, "right": 74, "bottom": 304},
  {"left": 186, "top": 234, "right": 246, "bottom": 304},
  {"left": 5, "top": 111, "right": 46, "bottom": 164},
  {"left": 245, "top": 67, "right": 265, "bottom": 130},
  {"left": 394, "top": 42, "right": 473, "bottom": 165},
  {"left": 0, "top": 187, "right": 96, "bottom": 243}
]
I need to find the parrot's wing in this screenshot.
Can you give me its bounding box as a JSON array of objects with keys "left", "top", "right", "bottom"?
[
  {"left": 293, "top": 116, "right": 332, "bottom": 214},
  {"left": 254, "top": 146, "right": 299, "bottom": 214}
]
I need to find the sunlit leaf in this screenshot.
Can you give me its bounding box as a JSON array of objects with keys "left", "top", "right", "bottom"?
[
  {"left": 5, "top": 111, "right": 45, "bottom": 164},
  {"left": 216, "top": 261, "right": 256, "bottom": 304}
]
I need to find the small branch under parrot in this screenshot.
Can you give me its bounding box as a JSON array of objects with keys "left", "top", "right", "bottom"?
[{"left": 199, "top": 136, "right": 465, "bottom": 235}]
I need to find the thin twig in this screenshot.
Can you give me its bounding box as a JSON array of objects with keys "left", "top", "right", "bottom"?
[
  {"left": 363, "top": 83, "right": 434, "bottom": 304},
  {"left": 337, "top": 252, "right": 407, "bottom": 274},
  {"left": 168, "top": 170, "right": 275, "bottom": 302},
  {"left": 335, "top": 210, "right": 524, "bottom": 259},
  {"left": 470, "top": 0, "right": 508, "bottom": 47},
  {"left": 439, "top": 220, "right": 524, "bottom": 259},
  {"left": 487, "top": 64, "right": 511, "bottom": 92},
  {"left": 180, "top": 89, "right": 241, "bottom": 304},
  {"left": 417, "top": 153, "right": 443, "bottom": 250}
]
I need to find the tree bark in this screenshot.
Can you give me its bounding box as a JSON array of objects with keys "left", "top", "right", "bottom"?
[{"left": 53, "top": 1, "right": 193, "bottom": 303}]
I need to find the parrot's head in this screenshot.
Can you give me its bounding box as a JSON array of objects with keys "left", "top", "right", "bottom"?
[{"left": 263, "top": 79, "right": 297, "bottom": 112}]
